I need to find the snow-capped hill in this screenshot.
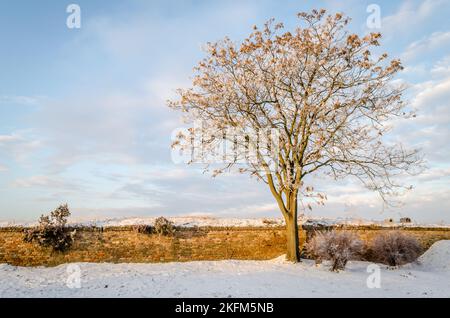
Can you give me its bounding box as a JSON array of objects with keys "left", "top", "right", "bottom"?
[{"left": 1, "top": 216, "right": 449, "bottom": 229}]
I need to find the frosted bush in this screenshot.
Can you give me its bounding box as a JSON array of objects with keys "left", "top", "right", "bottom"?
[
  {"left": 370, "top": 231, "right": 422, "bottom": 266},
  {"left": 23, "top": 204, "right": 76, "bottom": 252},
  {"left": 154, "top": 217, "right": 175, "bottom": 236},
  {"left": 306, "top": 230, "right": 364, "bottom": 271}
]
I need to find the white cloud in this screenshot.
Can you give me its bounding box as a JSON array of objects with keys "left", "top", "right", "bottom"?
[
  {"left": 402, "top": 64, "right": 428, "bottom": 77},
  {"left": 0, "top": 134, "right": 20, "bottom": 144},
  {"left": 416, "top": 167, "right": 450, "bottom": 182},
  {"left": 0, "top": 132, "right": 42, "bottom": 164},
  {"left": 30, "top": 91, "right": 174, "bottom": 172},
  {"left": 0, "top": 95, "right": 39, "bottom": 105},
  {"left": 395, "top": 76, "right": 450, "bottom": 163},
  {"left": 381, "top": 0, "right": 445, "bottom": 35},
  {"left": 144, "top": 76, "right": 190, "bottom": 106},
  {"left": 431, "top": 55, "right": 450, "bottom": 78},
  {"left": 402, "top": 31, "right": 450, "bottom": 61},
  {"left": 12, "top": 175, "right": 81, "bottom": 190}
]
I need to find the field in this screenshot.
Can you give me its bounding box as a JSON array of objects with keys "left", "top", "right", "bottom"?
[{"left": 1, "top": 240, "right": 449, "bottom": 298}]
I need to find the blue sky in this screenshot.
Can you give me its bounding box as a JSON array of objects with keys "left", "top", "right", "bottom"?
[{"left": 1, "top": 0, "right": 450, "bottom": 223}]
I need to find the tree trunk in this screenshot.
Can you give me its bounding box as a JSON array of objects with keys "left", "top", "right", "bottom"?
[{"left": 285, "top": 213, "right": 300, "bottom": 262}]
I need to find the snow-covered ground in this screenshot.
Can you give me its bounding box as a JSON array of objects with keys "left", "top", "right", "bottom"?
[
  {"left": 1, "top": 215, "right": 449, "bottom": 229},
  {"left": 1, "top": 241, "right": 449, "bottom": 298}
]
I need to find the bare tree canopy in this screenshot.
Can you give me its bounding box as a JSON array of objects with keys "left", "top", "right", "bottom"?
[{"left": 168, "top": 9, "right": 422, "bottom": 261}]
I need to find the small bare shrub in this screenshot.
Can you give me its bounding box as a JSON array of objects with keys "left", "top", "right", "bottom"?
[
  {"left": 154, "top": 217, "right": 175, "bottom": 236},
  {"left": 306, "top": 230, "right": 364, "bottom": 271},
  {"left": 133, "top": 224, "right": 154, "bottom": 234},
  {"left": 23, "top": 204, "right": 76, "bottom": 252},
  {"left": 262, "top": 218, "right": 278, "bottom": 226},
  {"left": 370, "top": 231, "right": 422, "bottom": 266}
]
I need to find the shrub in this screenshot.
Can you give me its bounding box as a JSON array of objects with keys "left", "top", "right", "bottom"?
[
  {"left": 370, "top": 231, "right": 422, "bottom": 266},
  {"left": 262, "top": 218, "right": 278, "bottom": 226},
  {"left": 154, "top": 217, "right": 175, "bottom": 236},
  {"left": 306, "top": 230, "right": 364, "bottom": 271},
  {"left": 23, "top": 204, "right": 76, "bottom": 252},
  {"left": 133, "top": 224, "right": 154, "bottom": 234}
]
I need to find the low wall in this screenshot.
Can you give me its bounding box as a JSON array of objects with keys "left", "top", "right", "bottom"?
[{"left": 1, "top": 225, "right": 450, "bottom": 267}]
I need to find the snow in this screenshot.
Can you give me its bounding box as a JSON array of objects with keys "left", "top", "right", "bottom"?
[
  {"left": 85, "top": 216, "right": 286, "bottom": 228},
  {"left": 1, "top": 215, "right": 449, "bottom": 229},
  {"left": 1, "top": 241, "right": 450, "bottom": 298},
  {"left": 418, "top": 240, "right": 450, "bottom": 272},
  {"left": 0, "top": 216, "right": 285, "bottom": 228}
]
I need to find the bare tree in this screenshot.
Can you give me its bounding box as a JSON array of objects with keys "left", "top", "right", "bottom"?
[{"left": 168, "top": 9, "right": 421, "bottom": 262}]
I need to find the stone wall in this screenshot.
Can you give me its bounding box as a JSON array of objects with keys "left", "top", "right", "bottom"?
[{"left": 1, "top": 225, "right": 450, "bottom": 267}]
